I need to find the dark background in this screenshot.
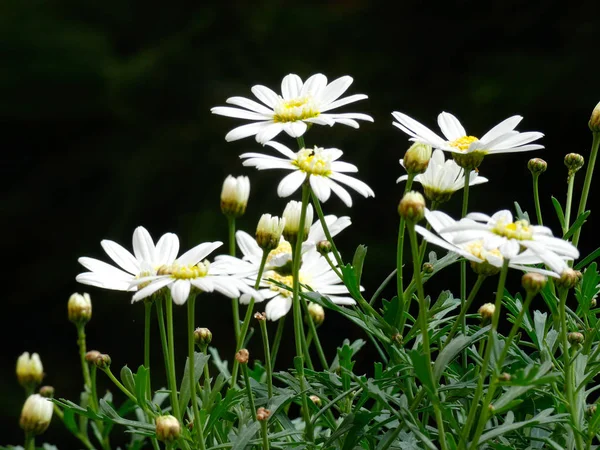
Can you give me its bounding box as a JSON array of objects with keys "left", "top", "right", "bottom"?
[{"left": 2, "top": 0, "right": 599, "bottom": 446}]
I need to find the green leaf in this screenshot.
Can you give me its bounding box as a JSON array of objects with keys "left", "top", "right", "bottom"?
[
  {"left": 352, "top": 244, "right": 368, "bottom": 286},
  {"left": 492, "top": 362, "right": 556, "bottom": 410},
  {"left": 409, "top": 350, "right": 435, "bottom": 395},
  {"left": 230, "top": 421, "right": 261, "bottom": 450},
  {"left": 120, "top": 365, "right": 136, "bottom": 395},
  {"left": 341, "top": 263, "right": 362, "bottom": 299},
  {"left": 208, "top": 346, "right": 230, "bottom": 378},
  {"left": 62, "top": 407, "right": 80, "bottom": 435},
  {"left": 551, "top": 196, "right": 566, "bottom": 230},
  {"left": 179, "top": 351, "right": 210, "bottom": 414},
  {"left": 134, "top": 365, "right": 149, "bottom": 408},
  {"left": 434, "top": 335, "right": 470, "bottom": 381},
  {"left": 564, "top": 210, "right": 590, "bottom": 240},
  {"left": 514, "top": 201, "right": 530, "bottom": 223},
  {"left": 575, "top": 246, "right": 600, "bottom": 270}
]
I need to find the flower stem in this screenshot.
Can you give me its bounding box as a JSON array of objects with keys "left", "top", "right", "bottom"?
[
  {"left": 144, "top": 300, "right": 153, "bottom": 398},
  {"left": 564, "top": 173, "right": 576, "bottom": 234},
  {"left": 260, "top": 420, "right": 270, "bottom": 450},
  {"left": 270, "top": 316, "right": 286, "bottom": 368},
  {"left": 259, "top": 318, "right": 273, "bottom": 398},
  {"left": 154, "top": 297, "right": 170, "bottom": 394},
  {"left": 165, "top": 296, "right": 182, "bottom": 420},
  {"left": 24, "top": 432, "right": 35, "bottom": 450},
  {"left": 187, "top": 295, "right": 206, "bottom": 449},
  {"left": 407, "top": 222, "right": 447, "bottom": 450},
  {"left": 300, "top": 298, "right": 328, "bottom": 369},
  {"left": 310, "top": 190, "right": 344, "bottom": 268},
  {"left": 532, "top": 173, "right": 544, "bottom": 226},
  {"left": 461, "top": 259, "right": 509, "bottom": 447},
  {"left": 101, "top": 367, "right": 137, "bottom": 403},
  {"left": 573, "top": 132, "right": 600, "bottom": 248},
  {"left": 396, "top": 175, "right": 414, "bottom": 331},
  {"left": 228, "top": 216, "right": 241, "bottom": 343},
  {"left": 460, "top": 175, "right": 471, "bottom": 368},
  {"left": 76, "top": 323, "right": 92, "bottom": 393},
  {"left": 241, "top": 362, "right": 257, "bottom": 421}
]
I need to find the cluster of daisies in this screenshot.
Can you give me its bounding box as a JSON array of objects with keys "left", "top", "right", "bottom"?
[{"left": 76, "top": 72, "right": 578, "bottom": 320}]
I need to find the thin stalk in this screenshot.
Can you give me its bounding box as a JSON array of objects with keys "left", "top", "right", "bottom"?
[
  {"left": 310, "top": 190, "right": 344, "bottom": 268},
  {"left": 101, "top": 367, "right": 137, "bottom": 403},
  {"left": 564, "top": 173, "right": 576, "bottom": 234},
  {"left": 165, "top": 297, "right": 181, "bottom": 420},
  {"left": 187, "top": 296, "right": 206, "bottom": 449},
  {"left": 396, "top": 175, "right": 414, "bottom": 330},
  {"left": 573, "top": 132, "right": 600, "bottom": 248},
  {"left": 369, "top": 268, "right": 397, "bottom": 306},
  {"left": 154, "top": 297, "right": 170, "bottom": 394},
  {"left": 460, "top": 175, "right": 471, "bottom": 368},
  {"left": 24, "top": 432, "right": 34, "bottom": 450},
  {"left": 76, "top": 324, "right": 92, "bottom": 393},
  {"left": 270, "top": 316, "right": 286, "bottom": 367},
  {"left": 407, "top": 222, "right": 448, "bottom": 450},
  {"left": 228, "top": 216, "right": 241, "bottom": 342},
  {"left": 532, "top": 173, "right": 543, "bottom": 226},
  {"left": 301, "top": 298, "right": 328, "bottom": 369},
  {"left": 259, "top": 319, "right": 273, "bottom": 398},
  {"left": 461, "top": 260, "right": 509, "bottom": 447},
  {"left": 144, "top": 301, "right": 152, "bottom": 396},
  {"left": 241, "top": 363, "right": 257, "bottom": 421},
  {"left": 260, "top": 420, "right": 270, "bottom": 450},
  {"left": 52, "top": 405, "right": 95, "bottom": 450},
  {"left": 89, "top": 365, "right": 99, "bottom": 411}
]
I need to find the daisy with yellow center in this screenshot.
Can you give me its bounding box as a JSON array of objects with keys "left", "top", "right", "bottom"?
[
  {"left": 240, "top": 141, "right": 374, "bottom": 207},
  {"left": 211, "top": 73, "right": 373, "bottom": 144},
  {"left": 391, "top": 111, "right": 544, "bottom": 169}
]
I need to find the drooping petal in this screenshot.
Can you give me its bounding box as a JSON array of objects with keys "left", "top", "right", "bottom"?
[{"left": 170, "top": 280, "right": 191, "bottom": 305}]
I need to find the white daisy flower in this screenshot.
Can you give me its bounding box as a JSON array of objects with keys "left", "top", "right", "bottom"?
[
  {"left": 392, "top": 111, "right": 544, "bottom": 169},
  {"left": 211, "top": 73, "right": 373, "bottom": 144},
  {"left": 418, "top": 210, "right": 578, "bottom": 276},
  {"left": 76, "top": 226, "right": 179, "bottom": 292},
  {"left": 240, "top": 141, "right": 374, "bottom": 207},
  {"left": 397, "top": 149, "right": 488, "bottom": 203},
  {"left": 130, "top": 241, "right": 261, "bottom": 305}
]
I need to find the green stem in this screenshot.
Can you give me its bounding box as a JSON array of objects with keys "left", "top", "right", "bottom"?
[
  {"left": 460, "top": 175, "right": 471, "bottom": 368},
  {"left": 89, "top": 365, "right": 99, "bottom": 412},
  {"left": 24, "top": 432, "right": 35, "bottom": 450},
  {"left": 396, "top": 175, "right": 414, "bottom": 331},
  {"left": 461, "top": 259, "right": 509, "bottom": 447},
  {"left": 270, "top": 316, "right": 286, "bottom": 368},
  {"left": 259, "top": 318, "right": 273, "bottom": 398},
  {"left": 76, "top": 324, "right": 92, "bottom": 393},
  {"left": 228, "top": 216, "right": 241, "bottom": 343},
  {"left": 407, "top": 222, "right": 448, "bottom": 450},
  {"left": 369, "top": 269, "right": 397, "bottom": 306},
  {"left": 573, "top": 132, "right": 600, "bottom": 248},
  {"left": 144, "top": 301, "right": 153, "bottom": 398},
  {"left": 310, "top": 190, "right": 344, "bottom": 268},
  {"left": 301, "top": 298, "right": 327, "bottom": 369},
  {"left": 101, "top": 367, "right": 137, "bottom": 403},
  {"left": 532, "top": 173, "right": 543, "bottom": 226},
  {"left": 564, "top": 174, "right": 575, "bottom": 234},
  {"left": 187, "top": 296, "right": 206, "bottom": 449},
  {"left": 155, "top": 297, "right": 171, "bottom": 395},
  {"left": 260, "top": 420, "right": 270, "bottom": 450},
  {"left": 165, "top": 297, "right": 181, "bottom": 420},
  {"left": 241, "top": 362, "right": 257, "bottom": 421}
]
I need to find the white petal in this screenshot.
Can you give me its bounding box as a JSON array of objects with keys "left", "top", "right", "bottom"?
[
  {"left": 324, "top": 178, "right": 353, "bottom": 207},
  {"left": 155, "top": 233, "right": 180, "bottom": 266},
  {"left": 78, "top": 257, "right": 135, "bottom": 280},
  {"left": 236, "top": 231, "right": 263, "bottom": 263},
  {"left": 209, "top": 106, "right": 270, "bottom": 121},
  {"left": 256, "top": 123, "right": 286, "bottom": 144},
  {"left": 225, "top": 121, "right": 272, "bottom": 142},
  {"left": 170, "top": 280, "right": 191, "bottom": 305},
  {"left": 251, "top": 85, "right": 280, "bottom": 108},
  {"left": 133, "top": 227, "right": 156, "bottom": 264},
  {"left": 131, "top": 277, "right": 172, "bottom": 302},
  {"left": 265, "top": 296, "right": 292, "bottom": 321},
  {"left": 391, "top": 112, "right": 448, "bottom": 148},
  {"left": 318, "top": 76, "right": 353, "bottom": 106},
  {"left": 310, "top": 176, "right": 332, "bottom": 203},
  {"left": 277, "top": 171, "right": 306, "bottom": 198},
  {"left": 331, "top": 161, "right": 358, "bottom": 173},
  {"left": 437, "top": 112, "right": 466, "bottom": 141},
  {"left": 320, "top": 94, "right": 368, "bottom": 112},
  {"left": 283, "top": 121, "right": 308, "bottom": 138},
  {"left": 100, "top": 240, "right": 139, "bottom": 274},
  {"left": 480, "top": 116, "right": 522, "bottom": 142},
  {"left": 178, "top": 242, "right": 222, "bottom": 265},
  {"left": 329, "top": 172, "right": 375, "bottom": 197},
  {"left": 264, "top": 141, "right": 298, "bottom": 159},
  {"left": 281, "top": 74, "right": 303, "bottom": 100},
  {"left": 300, "top": 73, "right": 327, "bottom": 98},
  {"left": 225, "top": 96, "right": 274, "bottom": 115}
]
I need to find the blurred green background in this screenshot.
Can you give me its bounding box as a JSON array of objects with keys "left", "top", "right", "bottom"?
[{"left": 3, "top": 0, "right": 599, "bottom": 446}]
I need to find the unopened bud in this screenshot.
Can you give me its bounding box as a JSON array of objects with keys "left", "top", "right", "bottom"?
[
  {"left": 564, "top": 153, "right": 585, "bottom": 175},
  {"left": 568, "top": 332, "right": 584, "bottom": 345},
  {"left": 398, "top": 191, "right": 425, "bottom": 222},
  {"left": 307, "top": 302, "right": 325, "bottom": 326},
  {"left": 527, "top": 158, "right": 547, "bottom": 175},
  {"left": 422, "top": 263, "right": 434, "bottom": 274},
  {"left": 402, "top": 142, "right": 432, "bottom": 175},
  {"left": 155, "top": 415, "right": 181, "bottom": 442},
  {"left": 587, "top": 404, "right": 597, "bottom": 417},
  {"left": 591, "top": 298, "right": 597, "bottom": 308},
  {"left": 16, "top": 352, "right": 44, "bottom": 388},
  {"left": 498, "top": 373, "right": 511, "bottom": 382},
  {"left": 194, "top": 328, "right": 212, "bottom": 347},
  {"left": 94, "top": 353, "right": 111, "bottom": 369},
  {"left": 557, "top": 269, "right": 582, "bottom": 290},
  {"left": 235, "top": 349, "right": 249, "bottom": 365},
  {"left": 39, "top": 386, "right": 54, "bottom": 398},
  {"left": 282, "top": 201, "right": 313, "bottom": 245},
  {"left": 479, "top": 303, "right": 495, "bottom": 321},
  {"left": 20, "top": 394, "right": 53, "bottom": 435},
  {"left": 68, "top": 292, "right": 92, "bottom": 324},
  {"left": 256, "top": 407, "right": 271, "bottom": 421},
  {"left": 316, "top": 240, "right": 332, "bottom": 256},
  {"left": 256, "top": 214, "right": 285, "bottom": 251},
  {"left": 589, "top": 101, "right": 600, "bottom": 132},
  {"left": 309, "top": 395, "right": 322, "bottom": 406},
  {"left": 221, "top": 175, "right": 250, "bottom": 218},
  {"left": 521, "top": 272, "right": 547, "bottom": 296},
  {"left": 392, "top": 333, "right": 403, "bottom": 345},
  {"left": 254, "top": 312, "right": 267, "bottom": 321},
  {"left": 85, "top": 350, "right": 102, "bottom": 364}
]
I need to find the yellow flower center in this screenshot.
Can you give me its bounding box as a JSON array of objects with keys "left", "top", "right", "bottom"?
[
  {"left": 266, "top": 271, "right": 311, "bottom": 297},
  {"left": 464, "top": 240, "right": 503, "bottom": 261},
  {"left": 492, "top": 219, "right": 533, "bottom": 240},
  {"left": 449, "top": 135, "right": 478, "bottom": 152},
  {"left": 273, "top": 96, "right": 320, "bottom": 122},
  {"left": 157, "top": 260, "right": 210, "bottom": 279},
  {"left": 293, "top": 147, "right": 332, "bottom": 176},
  {"left": 267, "top": 240, "right": 293, "bottom": 265}
]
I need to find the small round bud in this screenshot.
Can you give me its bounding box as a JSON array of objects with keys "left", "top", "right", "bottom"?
[
  {"left": 568, "top": 332, "right": 584, "bottom": 345},
  {"left": 235, "top": 349, "right": 249, "bottom": 365},
  {"left": 589, "top": 101, "right": 600, "bottom": 132},
  {"left": 16, "top": 352, "right": 44, "bottom": 388},
  {"left": 155, "top": 415, "right": 181, "bottom": 442},
  {"left": 557, "top": 268, "right": 582, "bottom": 290},
  {"left": 564, "top": 153, "right": 585, "bottom": 175},
  {"left": 392, "top": 333, "right": 403, "bottom": 345},
  {"left": 94, "top": 353, "right": 111, "bottom": 369},
  {"left": 221, "top": 175, "right": 250, "bottom": 218},
  {"left": 479, "top": 303, "right": 495, "bottom": 321},
  {"left": 256, "top": 407, "right": 271, "bottom": 421},
  {"left": 591, "top": 298, "right": 597, "bottom": 308},
  {"left": 68, "top": 292, "right": 92, "bottom": 324},
  {"left": 402, "top": 142, "right": 432, "bottom": 175},
  {"left": 282, "top": 201, "right": 313, "bottom": 245},
  {"left": 521, "top": 272, "right": 547, "bottom": 296},
  {"left": 587, "top": 404, "right": 597, "bottom": 417},
  {"left": 307, "top": 302, "right": 325, "bottom": 326},
  {"left": 452, "top": 151, "right": 485, "bottom": 171},
  {"left": 498, "top": 373, "right": 511, "bottom": 382},
  {"left": 527, "top": 158, "right": 547, "bottom": 175},
  {"left": 254, "top": 312, "right": 267, "bottom": 321},
  {"left": 20, "top": 394, "right": 53, "bottom": 435},
  {"left": 39, "top": 386, "right": 54, "bottom": 398},
  {"left": 256, "top": 214, "right": 285, "bottom": 251},
  {"left": 316, "top": 240, "right": 333, "bottom": 256},
  {"left": 309, "top": 395, "right": 322, "bottom": 406},
  {"left": 422, "top": 263, "right": 434, "bottom": 274},
  {"left": 85, "top": 350, "right": 102, "bottom": 364},
  {"left": 194, "top": 328, "right": 212, "bottom": 347},
  {"left": 398, "top": 191, "right": 426, "bottom": 222}
]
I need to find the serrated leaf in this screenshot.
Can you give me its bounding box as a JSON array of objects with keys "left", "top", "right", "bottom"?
[
  {"left": 551, "top": 197, "right": 566, "bottom": 230},
  {"left": 179, "top": 352, "right": 210, "bottom": 414}
]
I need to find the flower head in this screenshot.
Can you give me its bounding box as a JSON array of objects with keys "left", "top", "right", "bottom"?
[
  {"left": 68, "top": 292, "right": 92, "bottom": 324},
  {"left": 241, "top": 141, "right": 374, "bottom": 207},
  {"left": 590, "top": 101, "right": 600, "bottom": 132},
  {"left": 256, "top": 214, "right": 286, "bottom": 251},
  {"left": 392, "top": 111, "right": 544, "bottom": 170},
  {"left": 20, "top": 394, "right": 53, "bottom": 435},
  {"left": 221, "top": 175, "right": 250, "bottom": 218},
  {"left": 402, "top": 142, "right": 432, "bottom": 175},
  {"left": 155, "top": 415, "right": 181, "bottom": 442},
  {"left": 398, "top": 191, "right": 426, "bottom": 222},
  {"left": 397, "top": 149, "right": 488, "bottom": 203},
  {"left": 211, "top": 73, "right": 373, "bottom": 144},
  {"left": 282, "top": 200, "right": 313, "bottom": 245},
  {"left": 16, "top": 352, "right": 44, "bottom": 388}
]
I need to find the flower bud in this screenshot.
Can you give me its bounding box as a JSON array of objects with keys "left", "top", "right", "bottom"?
[
  {"left": 235, "top": 349, "right": 249, "bottom": 365},
  {"left": 589, "top": 101, "right": 600, "bottom": 132},
  {"left": 255, "top": 214, "right": 285, "bottom": 251},
  {"left": 282, "top": 201, "right": 313, "bottom": 245},
  {"left": 587, "top": 404, "right": 597, "bottom": 417},
  {"left": 85, "top": 350, "right": 102, "bottom": 364},
  {"left": 155, "top": 415, "right": 181, "bottom": 442},
  {"left": 478, "top": 303, "right": 495, "bottom": 321},
  {"left": 557, "top": 268, "right": 582, "bottom": 290},
  {"left": 68, "top": 292, "right": 92, "bottom": 324},
  {"left": 93, "top": 353, "right": 111, "bottom": 369},
  {"left": 564, "top": 153, "right": 585, "bottom": 176},
  {"left": 194, "top": 328, "right": 212, "bottom": 347},
  {"left": 392, "top": 333, "right": 403, "bottom": 345},
  {"left": 309, "top": 394, "right": 322, "bottom": 406},
  {"left": 527, "top": 158, "right": 547, "bottom": 175},
  {"left": 254, "top": 312, "right": 267, "bottom": 321},
  {"left": 398, "top": 191, "right": 425, "bottom": 222},
  {"left": 307, "top": 302, "right": 325, "bottom": 326},
  {"left": 568, "top": 332, "right": 584, "bottom": 345},
  {"left": 402, "top": 142, "right": 432, "bottom": 175},
  {"left": 422, "top": 262, "right": 434, "bottom": 274},
  {"left": 39, "top": 386, "right": 54, "bottom": 398},
  {"left": 220, "top": 175, "right": 250, "bottom": 218},
  {"left": 20, "top": 394, "right": 53, "bottom": 435},
  {"left": 521, "top": 272, "right": 547, "bottom": 296},
  {"left": 256, "top": 407, "right": 271, "bottom": 421},
  {"left": 16, "top": 352, "right": 44, "bottom": 388},
  {"left": 452, "top": 152, "right": 485, "bottom": 171},
  {"left": 316, "top": 240, "right": 332, "bottom": 256},
  {"left": 498, "top": 373, "right": 511, "bottom": 382},
  {"left": 591, "top": 298, "right": 597, "bottom": 308}
]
